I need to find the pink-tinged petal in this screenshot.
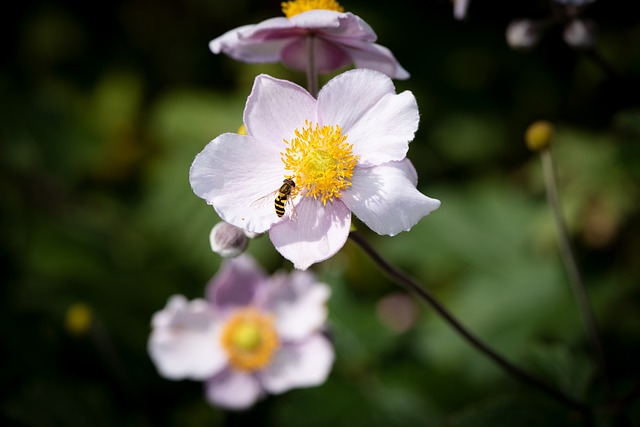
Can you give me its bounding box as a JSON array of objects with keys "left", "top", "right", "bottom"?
[
  {"left": 148, "top": 296, "right": 227, "bottom": 380},
  {"left": 317, "top": 68, "right": 396, "bottom": 133},
  {"left": 287, "top": 10, "right": 345, "bottom": 30},
  {"left": 189, "top": 133, "right": 285, "bottom": 234},
  {"left": 265, "top": 271, "right": 331, "bottom": 340},
  {"left": 205, "top": 369, "right": 264, "bottom": 410},
  {"left": 259, "top": 335, "right": 334, "bottom": 394},
  {"left": 341, "top": 160, "right": 441, "bottom": 236},
  {"left": 343, "top": 42, "right": 410, "bottom": 80},
  {"left": 269, "top": 197, "right": 351, "bottom": 270},
  {"left": 281, "top": 37, "right": 351, "bottom": 74},
  {"left": 244, "top": 75, "right": 317, "bottom": 147},
  {"left": 347, "top": 89, "right": 418, "bottom": 166},
  {"left": 206, "top": 255, "right": 267, "bottom": 311},
  {"left": 317, "top": 12, "right": 377, "bottom": 42},
  {"left": 210, "top": 25, "right": 286, "bottom": 63},
  {"left": 318, "top": 70, "right": 417, "bottom": 166}
]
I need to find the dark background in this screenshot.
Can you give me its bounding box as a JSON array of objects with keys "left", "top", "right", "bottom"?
[{"left": 2, "top": 0, "right": 640, "bottom": 426}]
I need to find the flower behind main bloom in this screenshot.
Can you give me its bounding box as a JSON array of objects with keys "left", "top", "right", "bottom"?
[
  {"left": 190, "top": 69, "right": 440, "bottom": 270},
  {"left": 209, "top": 0, "right": 409, "bottom": 79},
  {"left": 148, "top": 254, "right": 334, "bottom": 410}
]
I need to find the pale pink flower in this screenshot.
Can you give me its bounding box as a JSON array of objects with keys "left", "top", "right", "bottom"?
[
  {"left": 190, "top": 69, "right": 440, "bottom": 270},
  {"left": 209, "top": 0, "right": 409, "bottom": 80},
  {"left": 148, "top": 255, "right": 334, "bottom": 410}
]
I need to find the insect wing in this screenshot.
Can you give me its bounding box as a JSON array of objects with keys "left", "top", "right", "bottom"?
[{"left": 250, "top": 190, "right": 279, "bottom": 209}]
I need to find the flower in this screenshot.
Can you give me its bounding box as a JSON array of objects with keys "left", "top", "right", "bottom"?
[
  {"left": 209, "top": 0, "right": 409, "bottom": 80},
  {"left": 190, "top": 69, "right": 440, "bottom": 270},
  {"left": 148, "top": 254, "right": 334, "bottom": 410}
]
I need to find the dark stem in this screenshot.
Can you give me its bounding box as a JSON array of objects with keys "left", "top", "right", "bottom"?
[
  {"left": 306, "top": 34, "right": 318, "bottom": 98},
  {"left": 540, "top": 148, "right": 610, "bottom": 393},
  {"left": 349, "top": 230, "right": 591, "bottom": 415}
]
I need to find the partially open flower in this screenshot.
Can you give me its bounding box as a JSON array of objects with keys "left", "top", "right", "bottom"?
[
  {"left": 506, "top": 19, "right": 542, "bottom": 50},
  {"left": 563, "top": 18, "right": 596, "bottom": 49},
  {"left": 190, "top": 69, "right": 440, "bottom": 270},
  {"left": 210, "top": 221, "right": 249, "bottom": 258},
  {"left": 148, "top": 255, "right": 334, "bottom": 410},
  {"left": 209, "top": 0, "right": 409, "bottom": 79}
]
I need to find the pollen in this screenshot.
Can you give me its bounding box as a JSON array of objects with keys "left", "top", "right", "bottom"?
[
  {"left": 281, "top": 0, "right": 344, "bottom": 18},
  {"left": 282, "top": 120, "right": 358, "bottom": 205},
  {"left": 220, "top": 308, "right": 279, "bottom": 372}
]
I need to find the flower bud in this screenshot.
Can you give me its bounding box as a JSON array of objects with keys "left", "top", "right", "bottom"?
[
  {"left": 563, "top": 19, "right": 596, "bottom": 49},
  {"left": 209, "top": 222, "right": 249, "bottom": 258},
  {"left": 65, "top": 302, "right": 93, "bottom": 336},
  {"left": 525, "top": 120, "right": 555, "bottom": 152},
  {"left": 506, "top": 19, "right": 542, "bottom": 50}
]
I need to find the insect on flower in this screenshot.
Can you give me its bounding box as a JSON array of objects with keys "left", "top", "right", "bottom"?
[{"left": 251, "top": 178, "right": 297, "bottom": 218}]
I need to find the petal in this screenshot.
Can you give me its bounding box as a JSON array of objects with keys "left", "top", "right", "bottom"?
[
  {"left": 317, "top": 69, "right": 418, "bottom": 166},
  {"left": 341, "top": 160, "right": 441, "bottom": 236},
  {"left": 205, "top": 369, "right": 264, "bottom": 410},
  {"left": 148, "top": 296, "right": 227, "bottom": 380},
  {"left": 343, "top": 42, "right": 410, "bottom": 80},
  {"left": 269, "top": 197, "right": 351, "bottom": 270},
  {"left": 189, "top": 133, "right": 286, "bottom": 234},
  {"left": 281, "top": 37, "right": 351, "bottom": 74},
  {"left": 244, "top": 74, "right": 317, "bottom": 148},
  {"left": 265, "top": 271, "right": 331, "bottom": 340},
  {"left": 259, "top": 335, "right": 334, "bottom": 394},
  {"left": 287, "top": 10, "right": 345, "bottom": 30},
  {"left": 206, "top": 254, "right": 267, "bottom": 311},
  {"left": 317, "top": 12, "right": 377, "bottom": 42}
]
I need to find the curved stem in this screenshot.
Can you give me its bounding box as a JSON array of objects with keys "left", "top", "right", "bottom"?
[
  {"left": 349, "top": 230, "right": 590, "bottom": 415},
  {"left": 306, "top": 34, "right": 318, "bottom": 98},
  {"left": 540, "top": 148, "right": 610, "bottom": 392}
]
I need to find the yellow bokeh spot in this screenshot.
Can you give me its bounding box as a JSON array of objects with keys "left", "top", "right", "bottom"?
[
  {"left": 220, "top": 308, "right": 279, "bottom": 372},
  {"left": 282, "top": 121, "right": 358, "bottom": 205},
  {"left": 525, "top": 120, "right": 554, "bottom": 152},
  {"left": 65, "top": 302, "right": 93, "bottom": 336},
  {"left": 281, "top": 0, "right": 344, "bottom": 18}
]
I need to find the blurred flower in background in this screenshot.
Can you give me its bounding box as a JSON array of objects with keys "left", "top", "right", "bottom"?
[
  {"left": 147, "top": 254, "right": 334, "bottom": 410},
  {"left": 209, "top": 0, "right": 409, "bottom": 79}
]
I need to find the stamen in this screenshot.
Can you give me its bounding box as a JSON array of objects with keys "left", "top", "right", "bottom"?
[
  {"left": 282, "top": 120, "right": 358, "bottom": 205},
  {"left": 281, "top": 0, "right": 344, "bottom": 18},
  {"left": 220, "top": 308, "right": 279, "bottom": 372}
]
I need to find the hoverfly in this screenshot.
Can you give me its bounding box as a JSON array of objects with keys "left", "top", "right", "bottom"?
[{"left": 251, "top": 178, "right": 296, "bottom": 218}]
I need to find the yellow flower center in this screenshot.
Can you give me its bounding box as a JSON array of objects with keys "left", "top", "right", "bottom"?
[
  {"left": 220, "top": 308, "right": 279, "bottom": 372},
  {"left": 282, "top": 120, "right": 358, "bottom": 205},
  {"left": 281, "top": 0, "right": 344, "bottom": 18}
]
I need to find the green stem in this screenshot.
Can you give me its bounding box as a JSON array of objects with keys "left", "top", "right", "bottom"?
[
  {"left": 540, "top": 147, "right": 610, "bottom": 392},
  {"left": 306, "top": 34, "right": 318, "bottom": 98},
  {"left": 349, "top": 230, "right": 591, "bottom": 417}
]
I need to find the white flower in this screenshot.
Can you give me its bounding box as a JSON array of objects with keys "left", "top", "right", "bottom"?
[{"left": 190, "top": 69, "right": 440, "bottom": 270}]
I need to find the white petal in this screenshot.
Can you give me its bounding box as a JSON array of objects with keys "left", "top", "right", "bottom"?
[
  {"left": 189, "top": 133, "right": 286, "bottom": 234},
  {"left": 341, "top": 160, "right": 441, "bottom": 236},
  {"left": 317, "top": 69, "right": 418, "bottom": 166},
  {"left": 265, "top": 271, "right": 331, "bottom": 340},
  {"left": 148, "top": 296, "right": 226, "bottom": 380},
  {"left": 317, "top": 69, "right": 395, "bottom": 135},
  {"left": 244, "top": 74, "right": 317, "bottom": 148},
  {"left": 269, "top": 197, "right": 351, "bottom": 270},
  {"left": 259, "top": 335, "right": 334, "bottom": 394},
  {"left": 205, "top": 369, "right": 263, "bottom": 410}
]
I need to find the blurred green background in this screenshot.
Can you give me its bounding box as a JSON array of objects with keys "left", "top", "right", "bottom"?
[{"left": 2, "top": 0, "right": 640, "bottom": 426}]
